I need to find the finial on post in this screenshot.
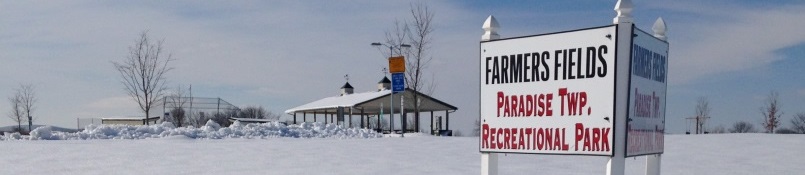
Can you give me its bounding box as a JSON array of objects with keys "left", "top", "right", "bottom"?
[
  {"left": 652, "top": 17, "right": 667, "bottom": 41},
  {"left": 482, "top": 15, "right": 500, "bottom": 41},
  {"left": 613, "top": 0, "right": 634, "bottom": 24}
]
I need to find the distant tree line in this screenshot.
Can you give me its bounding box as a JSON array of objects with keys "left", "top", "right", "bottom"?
[
  {"left": 164, "top": 104, "right": 280, "bottom": 128},
  {"left": 702, "top": 91, "right": 805, "bottom": 134}
]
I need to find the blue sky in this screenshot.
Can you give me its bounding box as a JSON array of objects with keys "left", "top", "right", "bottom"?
[{"left": 1, "top": 0, "right": 804, "bottom": 135}]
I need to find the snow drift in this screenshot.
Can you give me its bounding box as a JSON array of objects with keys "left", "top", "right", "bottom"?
[{"left": 3, "top": 120, "right": 382, "bottom": 140}]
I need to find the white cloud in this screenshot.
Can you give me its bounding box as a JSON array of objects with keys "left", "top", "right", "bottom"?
[{"left": 655, "top": 3, "right": 805, "bottom": 84}]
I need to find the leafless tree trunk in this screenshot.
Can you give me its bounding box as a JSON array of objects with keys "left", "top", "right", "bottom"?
[
  {"left": 694, "top": 97, "right": 710, "bottom": 134},
  {"left": 20, "top": 84, "right": 36, "bottom": 131},
  {"left": 403, "top": 2, "right": 435, "bottom": 132},
  {"left": 113, "top": 31, "right": 173, "bottom": 125},
  {"left": 791, "top": 113, "right": 805, "bottom": 134},
  {"left": 760, "top": 91, "right": 782, "bottom": 133},
  {"left": 8, "top": 91, "right": 24, "bottom": 132},
  {"left": 730, "top": 121, "right": 756, "bottom": 133}
]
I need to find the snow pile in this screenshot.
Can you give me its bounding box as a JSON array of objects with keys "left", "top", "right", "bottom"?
[{"left": 9, "top": 120, "right": 382, "bottom": 140}]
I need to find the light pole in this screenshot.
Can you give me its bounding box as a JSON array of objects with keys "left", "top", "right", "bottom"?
[{"left": 371, "top": 42, "right": 409, "bottom": 134}]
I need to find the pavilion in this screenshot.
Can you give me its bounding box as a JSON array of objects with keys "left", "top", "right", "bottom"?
[{"left": 284, "top": 77, "right": 457, "bottom": 134}]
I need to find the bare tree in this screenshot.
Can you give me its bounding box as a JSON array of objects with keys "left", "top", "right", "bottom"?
[
  {"left": 20, "top": 85, "right": 36, "bottom": 131},
  {"left": 760, "top": 91, "right": 782, "bottom": 133},
  {"left": 191, "top": 111, "right": 208, "bottom": 127},
  {"left": 406, "top": 2, "right": 435, "bottom": 133},
  {"left": 694, "top": 97, "right": 711, "bottom": 134},
  {"left": 238, "top": 106, "right": 266, "bottom": 119},
  {"left": 166, "top": 86, "right": 189, "bottom": 127},
  {"left": 7, "top": 84, "right": 37, "bottom": 132},
  {"left": 7, "top": 91, "right": 24, "bottom": 132},
  {"left": 382, "top": 20, "right": 410, "bottom": 58},
  {"left": 730, "top": 121, "right": 756, "bottom": 133},
  {"left": 380, "top": 2, "right": 436, "bottom": 132},
  {"left": 169, "top": 108, "right": 186, "bottom": 127},
  {"left": 113, "top": 31, "right": 173, "bottom": 125},
  {"left": 791, "top": 113, "right": 805, "bottom": 134}
]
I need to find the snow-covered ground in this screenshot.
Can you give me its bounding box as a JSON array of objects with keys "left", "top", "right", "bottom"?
[{"left": 2, "top": 123, "right": 803, "bottom": 174}]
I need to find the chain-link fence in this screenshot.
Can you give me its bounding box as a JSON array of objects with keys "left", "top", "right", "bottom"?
[
  {"left": 162, "top": 96, "right": 240, "bottom": 127},
  {"left": 75, "top": 97, "right": 240, "bottom": 129}
]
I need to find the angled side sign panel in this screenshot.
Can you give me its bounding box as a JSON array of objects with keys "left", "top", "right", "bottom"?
[{"left": 626, "top": 27, "right": 668, "bottom": 157}]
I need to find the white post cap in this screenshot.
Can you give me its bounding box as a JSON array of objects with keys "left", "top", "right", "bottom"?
[
  {"left": 482, "top": 15, "right": 500, "bottom": 41},
  {"left": 652, "top": 17, "right": 667, "bottom": 41},
  {"left": 613, "top": 0, "right": 634, "bottom": 24}
]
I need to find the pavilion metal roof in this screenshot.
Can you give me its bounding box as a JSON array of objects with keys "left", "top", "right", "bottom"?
[{"left": 284, "top": 88, "right": 457, "bottom": 114}]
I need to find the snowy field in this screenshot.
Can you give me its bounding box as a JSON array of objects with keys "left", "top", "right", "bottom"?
[{"left": 2, "top": 123, "right": 803, "bottom": 174}]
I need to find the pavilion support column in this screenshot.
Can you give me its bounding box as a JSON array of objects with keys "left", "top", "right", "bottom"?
[
  {"left": 415, "top": 113, "right": 420, "bottom": 133},
  {"left": 360, "top": 108, "right": 365, "bottom": 128},
  {"left": 446, "top": 110, "right": 450, "bottom": 130},
  {"left": 430, "top": 111, "right": 434, "bottom": 135},
  {"left": 293, "top": 113, "right": 297, "bottom": 124},
  {"left": 303, "top": 112, "right": 307, "bottom": 122},
  {"left": 376, "top": 110, "right": 381, "bottom": 131},
  {"left": 349, "top": 108, "right": 353, "bottom": 128}
]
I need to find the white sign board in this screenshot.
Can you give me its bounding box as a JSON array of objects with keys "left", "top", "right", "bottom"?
[
  {"left": 626, "top": 27, "right": 668, "bottom": 157},
  {"left": 479, "top": 26, "right": 617, "bottom": 156}
]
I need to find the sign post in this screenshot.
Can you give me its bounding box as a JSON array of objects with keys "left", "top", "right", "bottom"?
[
  {"left": 643, "top": 17, "right": 668, "bottom": 175},
  {"left": 392, "top": 72, "right": 406, "bottom": 137},
  {"left": 479, "top": 0, "right": 667, "bottom": 174},
  {"left": 389, "top": 56, "right": 406, "bottom": 137},
  {"left": 480, "top": 15, "right": 500, "bottom": 175}
]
